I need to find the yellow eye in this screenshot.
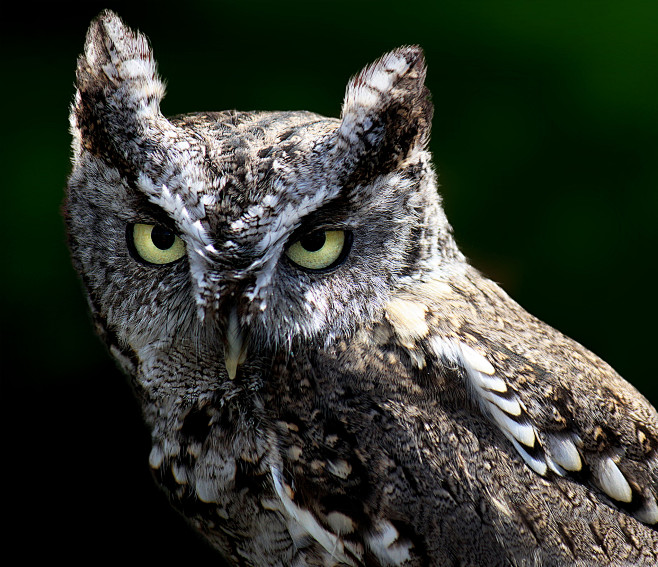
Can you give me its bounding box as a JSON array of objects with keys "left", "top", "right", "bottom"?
[
  {"left": 130, "top": 223, "right": 186, "bottom": 265},
  {"left": 286, "top": 230, "right": 348, "bottom": 271}
]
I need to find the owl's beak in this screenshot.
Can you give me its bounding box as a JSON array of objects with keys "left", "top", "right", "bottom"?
[{"left": 224, "top": 308, "right": 248, "bottom": 380}]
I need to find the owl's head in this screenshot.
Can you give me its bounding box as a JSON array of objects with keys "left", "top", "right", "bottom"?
[{"left": 66, "top": 11, "right": 460, "bottom": 385}]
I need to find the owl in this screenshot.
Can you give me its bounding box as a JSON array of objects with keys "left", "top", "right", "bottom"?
[{"left": 65, "top": 10, "right": 658, "bottom": 566}]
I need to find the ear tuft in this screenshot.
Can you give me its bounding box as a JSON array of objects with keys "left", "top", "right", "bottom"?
[
  {"left": 336, "top": 46, "right": 433, "bottom": 179},
  {"left": 79, "top": 9, "right": 161, "bottom": 96},
  {"left": 71, "top": 10, "right": 165, "bottom": 164}
]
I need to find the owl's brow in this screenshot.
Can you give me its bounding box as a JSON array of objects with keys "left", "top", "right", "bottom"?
[
  {"left": 125, "top": 190, "right": 181, "bottom": 230},
  {"left": 136, "top": 172, "right": 214, "bottom": 253},
  {"left": 284, "top": 194, "right": 354, "bottom": 241}
]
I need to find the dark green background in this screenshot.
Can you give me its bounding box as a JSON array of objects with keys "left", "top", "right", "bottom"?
[{"left": 4, "top": 1, "right": 657, "bottom": 562}]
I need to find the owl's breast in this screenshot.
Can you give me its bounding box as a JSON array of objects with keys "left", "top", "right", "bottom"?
[{"left": 144, "top": 385, "right": 301, "bottom": 564}]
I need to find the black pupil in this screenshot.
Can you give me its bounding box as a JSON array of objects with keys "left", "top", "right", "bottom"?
[
  {"left": 299, "top": 231, "right": 326, "bottom": 252},
  {"left": 151, "top": 225, "right": 176, "bottom": 250}
]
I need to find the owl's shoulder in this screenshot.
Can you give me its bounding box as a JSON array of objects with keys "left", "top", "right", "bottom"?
[{"left": 374, "top": 266, "right": 658, "bottom": 528}]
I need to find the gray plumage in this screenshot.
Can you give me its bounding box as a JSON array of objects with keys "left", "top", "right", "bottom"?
[{"left": 65, "top": 10, "right": 658, "bottom": 566}]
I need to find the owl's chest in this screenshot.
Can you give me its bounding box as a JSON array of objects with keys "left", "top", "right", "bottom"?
[
  {"left": 145, "top": 399, "right": 367, "bottom": 566},
  {"left": 145, "top": 401, "right": 292, "bottom": 562}
]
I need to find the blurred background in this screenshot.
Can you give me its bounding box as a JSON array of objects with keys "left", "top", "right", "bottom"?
[{"left": 3, "top": 0, "right": 657, "bottom": 562}]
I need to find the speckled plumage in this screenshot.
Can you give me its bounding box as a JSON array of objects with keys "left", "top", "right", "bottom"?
[{"left": 65, "top": 10, "right": 658, "bottom": 566}]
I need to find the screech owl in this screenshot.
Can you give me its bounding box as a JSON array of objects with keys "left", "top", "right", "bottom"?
[{"left": 65, "top": 10, "right": 658, "bottom": 566}]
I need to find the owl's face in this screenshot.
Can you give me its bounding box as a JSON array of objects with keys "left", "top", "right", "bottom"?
[{"left": 65, "top": 16, "right": 458, "bottom": 389}]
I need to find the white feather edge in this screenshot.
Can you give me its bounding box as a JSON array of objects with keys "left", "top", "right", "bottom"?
[
  {"left": 596, "top": 457, "right": 633, "bottom": 503},
  {"left": 547, "top": 435, "right": 582, "bottom": 472},
  {"left": 430, "top": 338, "right": 545, "bottom": 474},
  {"left": 508, "top": 436, "right": 548, "bottom": 476},
  {"left": 487, "top": 404, "right": 536, "bottom": 448},
  {"left": 455, "top": 342, "right": 539, "bottom": 449},
  {"left": 431, "top": 338, "right": 657, "bottom": 524},
  {"left": 270, "top": 466, "right": 357, "bottom": 566},
  {"left": 271, "top": 466, "right": 413, "bottom": 564}
]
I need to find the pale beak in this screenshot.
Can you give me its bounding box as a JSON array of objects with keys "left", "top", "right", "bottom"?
[{"left": 224, "top": 308, "right": 248, "bottom": 380}]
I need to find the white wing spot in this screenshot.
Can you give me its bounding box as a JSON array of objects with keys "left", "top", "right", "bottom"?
[
  {"left": 459, "top": 342, "right": 495, "bottom": 376},
  {"left": 480, "top": 389, "right": 522, "bottom": 416},
  {"left": 547, "top": 435, "right": 582, "bottom": 472},
  {"left": 488, "top": 404, "right": 536, "bottom": 448},
  {"left": 596, "top": 457, "right": 633, "bottom": 503}
]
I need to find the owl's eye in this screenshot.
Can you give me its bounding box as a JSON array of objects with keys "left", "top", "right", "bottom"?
[
  {"left": 286, "top": 230, "right": 350, "bottom": 271},
  {"left": 128, "top": 223, "right": 186, "bottom": 265}
]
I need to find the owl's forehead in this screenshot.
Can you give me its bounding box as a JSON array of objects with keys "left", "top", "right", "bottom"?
[
  {"left": 175, "top": 110, "right": 338, "bottom": 156},
  {"left": 174, "top": 109, "right": 338, "bottom": 178}
]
